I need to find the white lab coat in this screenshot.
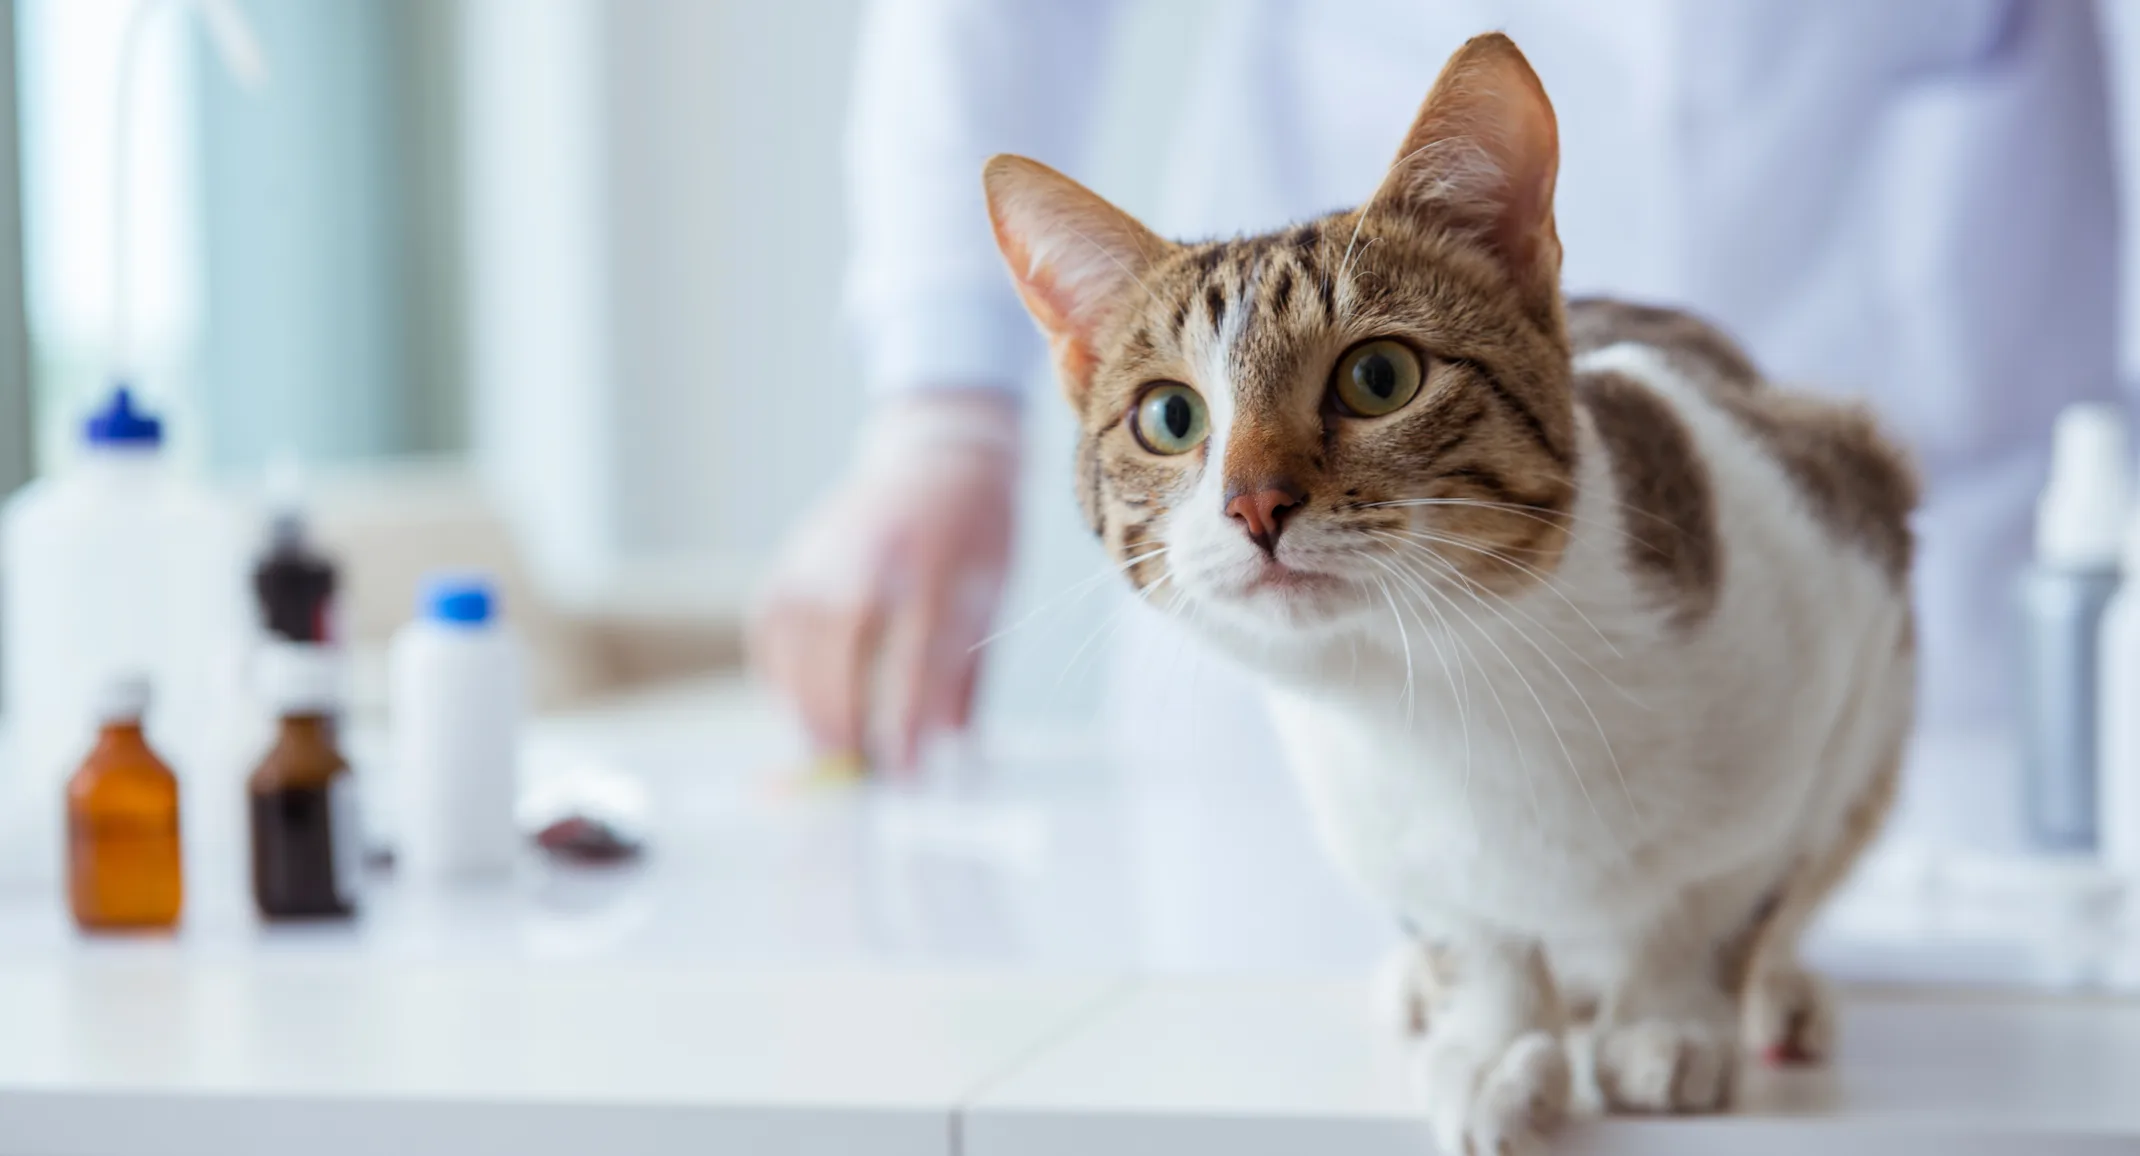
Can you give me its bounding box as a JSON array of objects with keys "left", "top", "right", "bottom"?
[{"left": 846, "top": 0, "right": 2121, "bottom": 960}]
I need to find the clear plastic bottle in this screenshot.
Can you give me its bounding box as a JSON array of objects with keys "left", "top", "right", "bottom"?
[
  {"left": 390, "top": 574, "right": 525, "bottom": 882},
  {"left": 0, "top": 388, "right": 254, "bottom": 887}
]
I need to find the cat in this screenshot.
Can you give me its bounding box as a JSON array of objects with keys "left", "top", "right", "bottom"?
[{"left": 982, "top": 30, "right": 1915, "bottom": 1156}]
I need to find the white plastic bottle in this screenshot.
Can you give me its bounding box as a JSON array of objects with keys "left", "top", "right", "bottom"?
[
  {"left": 390, "top": 573, "right": 526, "bottom": 882},
  {"left": 0, "top": 388, "right": 254, "bottom": 887},
  {"left": 2099, "top": 499, "right": 2140, "bottom": 875},
  {"left": 2020, "top": 405, "right": 2127, "bottom": 851}
]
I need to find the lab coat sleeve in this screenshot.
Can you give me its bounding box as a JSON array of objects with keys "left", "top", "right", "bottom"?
[{"left": 844, "top": 0, "right": 1124, "bottom": 399}]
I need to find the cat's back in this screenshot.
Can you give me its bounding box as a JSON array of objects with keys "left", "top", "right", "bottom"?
[{"left": 1565, "top": 296, "right": 1918, "bottom": 597}]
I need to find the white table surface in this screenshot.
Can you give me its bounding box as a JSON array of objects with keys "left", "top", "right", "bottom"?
[
  {"left": 967, "top": 979, "right": 2140, "bottom": 1156},
  {"left": 0, "top": 956, "right": 1121, "bottom": 1156},
  {"left": 8, "top": 962, "right": 2140, "bottom": 1156},
  {"left": 3, "top": 677, "right": 2139, "bottom": 1155}
]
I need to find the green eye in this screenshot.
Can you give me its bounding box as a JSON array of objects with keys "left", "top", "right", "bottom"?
[
  {"left": 1333, "top": 339, "right": 1424, "bottom": 416},
  {"left": 1131, "top": 383, "right": 1209, "bottom": 455}
]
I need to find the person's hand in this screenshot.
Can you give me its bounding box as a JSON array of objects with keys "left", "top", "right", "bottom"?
[{"left": 750, "top": 391, "right": 1018, "bottom": 770}]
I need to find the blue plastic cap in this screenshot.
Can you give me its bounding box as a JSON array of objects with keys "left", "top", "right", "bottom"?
[
  {"left": 84, "top": 385, "right": 164, "bottom": 447},
  {"left": 422, "top": 573, "right": 496, "bottom": 626}
]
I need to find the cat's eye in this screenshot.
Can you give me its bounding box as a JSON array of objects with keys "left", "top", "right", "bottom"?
[
  {"left": 1332, "top": 339, "right": 1425, "bottom": 417},
  {"left": 1130, "top": 382, "right": 1210, "bottom": 455}
]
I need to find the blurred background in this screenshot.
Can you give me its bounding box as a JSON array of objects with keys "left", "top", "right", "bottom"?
[
  {"left": 10, "top": 0, "right": 2140, "bottom": 719},
  {"left": 8, "top": 0, "right": 2140, "bottom": 973},
  {"left": 4, "top": 0, "right": 1214, "bottom": 724},
  {"left": 15, "top": 19, "right": 2140, "bottom": 1151}
]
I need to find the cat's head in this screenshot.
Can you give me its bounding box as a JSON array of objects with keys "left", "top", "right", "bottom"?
[{"left": 985, "top": 33, "right": 1575, "bottom": 643}]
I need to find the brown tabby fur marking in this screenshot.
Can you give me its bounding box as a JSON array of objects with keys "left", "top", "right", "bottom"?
[
  {"left": 1568, "top": 298, "right": 1917, "bottom": 584},
  {"left": 1574, "top": 369, "right": 1720, "bottom": 627}
]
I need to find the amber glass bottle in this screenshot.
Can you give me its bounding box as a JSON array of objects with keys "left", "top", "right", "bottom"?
[
  {"left": 249, "top": 643, "right": 359, "bottom": 919},
  {"left": 66, "top": 676, "right": 183, "bottom": 931}
]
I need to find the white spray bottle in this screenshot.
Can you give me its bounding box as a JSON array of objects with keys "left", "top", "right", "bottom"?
[
  {"left": 2097, "top": 423, "right": 2140, "bottom": 877},
  {"left": 2020, "top": 405, "right": 2127, "bottom": 851}
]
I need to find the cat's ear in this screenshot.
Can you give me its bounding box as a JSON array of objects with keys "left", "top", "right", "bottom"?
[
  {"left": 1372, "top": 33, "right": 1560, "bottom": 292},
  {"left": 984, "top": 155, "right": 1169, "bottom": 406}
]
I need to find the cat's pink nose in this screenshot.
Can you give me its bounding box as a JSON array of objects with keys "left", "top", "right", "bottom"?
[{"left": 1225, "top": 482, "right": 1305, "bottom": 556}]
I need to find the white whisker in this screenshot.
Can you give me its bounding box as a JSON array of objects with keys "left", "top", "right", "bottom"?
[
  {"left": 1375, "top": 537, "right": 1618, "bottom": 846},
  {"left": 1375, "top": 534, "right": 1642, "bottom": 835},
  {"left": 970, "top": 546, "right": 1170, "bottom": 654},
  {"left": 1363, "top": 552, "right": 1460, "bottom": 715},
  {"left": 1369, "top": 572, "right": 1417, "bottom": 725},
  {"left": 1390, "top": 548, "right": 1540, "bottom": 827},
  {"left": 1384, "top": 525, "right": 1625, "bottom": 661},
  {"left": 1378, "top": 527, "right": 1648, "bottom": 709},
  {"left": 1363, "top": 551, "right": 1477, "bottom": 831},
  {"left": 1362, "top": 495, "right": 1678, "bottom": 543}
]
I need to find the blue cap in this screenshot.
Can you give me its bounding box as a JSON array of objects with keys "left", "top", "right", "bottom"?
[
  {"left": 422, "top": 573, "right": 496, "bottom": 626},
  {"left": 84, "top": 386, "right": 163, "bottom": 447}
]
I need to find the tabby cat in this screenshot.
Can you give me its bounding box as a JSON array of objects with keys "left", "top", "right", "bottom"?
[{"left": 985, "top": 32, "right": 1913, "bottom": 1154}]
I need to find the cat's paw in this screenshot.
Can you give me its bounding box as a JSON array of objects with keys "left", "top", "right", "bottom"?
[
  {"left": 1742, "top": 965, "right": 1834, "bottom": 1065},
  {"left": 1376, "top": 940, "right": 1443, "bottom": 1037},
  {"left": 1593, "top": 1018, "right": 1735, "bottom": 1113},
  {"left": 1418, "top": 1029, "right": 1569, "bottom": 1156}
]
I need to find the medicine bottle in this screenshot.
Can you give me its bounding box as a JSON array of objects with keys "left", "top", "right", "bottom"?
[
  {"left": 249, "top": 642, "right": 360, "bottom": 919},
  {"left": 66, "top": 674, "right": 183, "bottom": 931}
]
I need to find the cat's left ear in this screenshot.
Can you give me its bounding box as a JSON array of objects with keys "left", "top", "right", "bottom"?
[
  {"left": 984, "top": 155, "right": 1171, "bottom": 408},
  {"left": 1372, "top": 33, "right": 1561, "bottom": 296}
]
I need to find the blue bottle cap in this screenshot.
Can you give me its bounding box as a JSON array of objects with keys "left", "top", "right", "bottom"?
[
  {"left": 422, "top": 573, "right": 496, "bottom": 626},
  {"left": 83, "top": 385, "right": 164, "bottom": 447}
]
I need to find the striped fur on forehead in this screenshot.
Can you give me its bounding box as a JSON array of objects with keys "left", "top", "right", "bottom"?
[{"left": 1085, "top": 207, "right": 1569, "bottom": 419}]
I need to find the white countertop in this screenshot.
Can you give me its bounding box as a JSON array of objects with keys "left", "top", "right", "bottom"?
[
  {"left": 968, "top": 980, "right": 2140, "bottom": 1156},
  {"left": 3, "top": 677, "right": 2139, "bottom": 1154},
  {"left": 5, "top": 960, "right": 2140, "bottom": 1156},
  {"left": 0, "top": 957, "right": 1120, "bottom": 1156}
]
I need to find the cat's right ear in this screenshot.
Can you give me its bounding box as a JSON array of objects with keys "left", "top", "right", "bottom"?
[
  {"left": 984, "top": 155, "right": 1169, "bottom": 407},
  {"left": 1372, "top": 33, "right": 1561, "bottom": 299}
]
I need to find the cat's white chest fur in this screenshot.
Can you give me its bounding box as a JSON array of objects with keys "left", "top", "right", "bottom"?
[{"left": 1252, "top": 344, "right": 1912, "bottom": 951}]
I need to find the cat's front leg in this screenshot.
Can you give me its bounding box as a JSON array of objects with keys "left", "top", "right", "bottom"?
[
  {"left": 1414, "top": 937, "right": 1571, "bottom": 1156},
  {"left": 1582, "top": 916, "right": 1744, "bottom": 1114},
  {"left": 1376, "top": 937, "right": 1451, "bottom": 1036}
]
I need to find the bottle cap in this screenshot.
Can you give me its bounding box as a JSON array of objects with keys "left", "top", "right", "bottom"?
[
  {"left": 83, "top": 385, "right": 164, "bottom": 448},
  {"left": 2039, "top": 403, "right": 2129, "bottom": 569},
  {"left": 255, "top": 641, "right": 344, "bottom": 715},
  {"left": 421, "top": 573, "right": 496, "bottom": 626},
  {"left": 94, "top": 674, "right": 152, "bottom": 723},
  {"left": 266, "top": 509, "right": 306, "bottom": 550}
]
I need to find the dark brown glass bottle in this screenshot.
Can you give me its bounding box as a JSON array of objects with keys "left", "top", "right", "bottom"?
[
  {"left": 249, "top": 711, "right": 358, "bottom": 919},
  {"left": 67, "top": 678, "right": 183, "bottom": 932},
  {"left": 254, "top": 512, "right": 337, "bottom": 643}
]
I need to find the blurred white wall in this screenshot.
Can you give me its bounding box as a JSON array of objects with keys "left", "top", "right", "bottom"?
[
  {"left": 462, "top": 0, "right": 868, "bottom": 589},
  {"left": 605, "top": 0, "right": 867, "bottom": 560},
  {"left": 461, "top": 0, "right": 614, "bottom": 588},
  {"left": 459, "top": 0, "right": 1210, "bottom": 724}
]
